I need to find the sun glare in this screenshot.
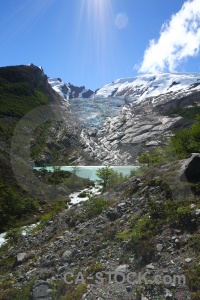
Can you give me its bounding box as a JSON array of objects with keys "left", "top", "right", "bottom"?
[{"left": 73, "top": 0, "right": 115, "bottom": 84}]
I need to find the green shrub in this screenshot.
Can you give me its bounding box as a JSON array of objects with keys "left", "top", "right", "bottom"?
[
  {"left": 78, "top": 191, "right": 88, "bottom": 198},
  {"left": 185, "top": 264, "right": 200, "bottom": 297},
  {"left": 60, "top": 284, "right": 87, "bottom": 300},
  {"left": 83, "top": 197, "right": 109, "bottom": 219},
  {"left": 5, "top": 228, "right": 23, "bottom": 244},
  {"left": 171, "top": 115, "right": 200, "bottom": 158}
]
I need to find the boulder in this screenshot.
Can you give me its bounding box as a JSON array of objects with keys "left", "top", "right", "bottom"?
[
  {"left": 16, "top": 253, "right": 27, "bottom": 264},
  {"left": 180, "top": 153, "right": 200, "bottom": 183},
  {"left": 57, "top": 187, "right": 69, "bottom": 196},
  {"left": 62, "top": 250, "right": 72, "bottom": 262},
  {"left": 106, "top": 208, "right": 119, "bottom": 221},
  {"left": 115, "top": 265, "right": 129, "bottom": 282},
  {"left": 32, "top": 280, "right": 52, "bottom": 300}
]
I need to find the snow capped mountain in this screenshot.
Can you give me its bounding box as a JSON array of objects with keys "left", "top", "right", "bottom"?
[
  {"left": 49, "top": 72, "right": 200, "bottom": 165},
  {"left": 48, "top": 78, "right": 93, "bottom": 100},
  {"left": 95, "top": 73, "right": 200, "bottom": 103}
]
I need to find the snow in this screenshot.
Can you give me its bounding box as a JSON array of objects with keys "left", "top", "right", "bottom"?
[
  {"left": 48, "top": 78, "right": 93, "bottom": 100},
  {"left": 48, "top": 72, "right": 200, "bottom": 130},
  {"left": 95, "top": 73, "right": 200, "bottom": 101},
  {"left": 48, "top": 78, "right": 69, "bottom": 100}
]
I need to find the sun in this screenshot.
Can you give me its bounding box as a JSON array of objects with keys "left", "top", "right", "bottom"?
[{"left": 73, "top": 0, "right": 115, "bottom": 85}]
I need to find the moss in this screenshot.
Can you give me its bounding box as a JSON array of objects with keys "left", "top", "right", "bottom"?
[
  {"left": 185, "top": 264, "right": 200, "bottom": 297},
  {"left": 56, "top": 284, "right": 87, "bottom": 300},
  {"left": 0, "top": 277, "right": 36, "bottom": 300}
]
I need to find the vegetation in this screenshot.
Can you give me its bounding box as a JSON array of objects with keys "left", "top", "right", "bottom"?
[
  {"left": 96, "top": 166, "right": 114, "bottom": 190},
  {"left": 0, "top": 278, "right": 36, "bottom": 300},
  {"left": 185, "top": 264, "right": 200, "bottom": 300},
  {"left": 66, "top": 196, "right": 109, "bottom": 227},
  {"left": 0, "top": 185, "right": 39, "bottom": 232},
  {"left": 169, "top": 104, "right": 200, "bottom": 121},
  {"left": 138, "top": 115, "right": 200, "bottom": 165},
  {"left": 171, "top": 115, "right": 200, "bottom": 158},
  {"left": 0, "top": 65, "right": 49, "bottom": 118},
  {"left": 96, "top": 166, "right": 129, "bottom": 191}
]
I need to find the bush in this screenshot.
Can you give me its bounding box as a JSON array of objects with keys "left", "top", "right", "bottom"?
[
  {"left": 5, "top": 228, "right": 23, "bottom": 244},
  {"left": 171, "top": 115, "right": 200, "bottom": 158},
  {"left": 84, "top": 197, "right": 109, "bottom": 219},
  {"left": 60, "top": 284, "right": 87, "bottom": 300},
  {"left": 78, "top": 191, "right": 87, "bottom": 198},
  {"left": 185, "top": 264, "right": 200, "bottom": 297},
  {"left": 0, "top": 187, "right": 39, "bottom": 231}
]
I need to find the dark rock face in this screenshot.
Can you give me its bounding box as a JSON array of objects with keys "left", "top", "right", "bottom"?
[
  {"left": 180, "top": 153, "right": 200, "bottom": 183},
  {"left": 82, "top": 89, "right": 93, "bottom": 98},
  {"left": 68, "top": 84, "right": 93, "bottom": 99}
]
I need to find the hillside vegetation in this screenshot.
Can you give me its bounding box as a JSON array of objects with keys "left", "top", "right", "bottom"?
[{"left": 0, "top": 65, "right": 74, "bottom": 232}]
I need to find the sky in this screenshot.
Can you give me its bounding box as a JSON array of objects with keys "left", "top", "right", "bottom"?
[{"left": 0, "top": 0, "right": 200, "bottom": 91}]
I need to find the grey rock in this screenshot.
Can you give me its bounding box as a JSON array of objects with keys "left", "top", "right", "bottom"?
[
  {"left": 32, "top": 280, "right": 52, "bottom": 300},
  {"left": 180, "top": 153, "right": 200, "bottom": 183},
  {"left": 146, "top": 263, "right": 155, "bottom": 270},
  {"left": 106, "top": 208, "right": 119, "bottom": 221},
  {"left": 115, "top": 265, "right": 129, "bottom": 282},
  {"left": 165, "top": 288, "right": 173, "bottom": 298},
  {"left": 190, "top": 204, "right": 197, "bottom": 209},
  {"left": 115, "top": 264, "right": 129, "bottom": 273},
  {"left": 57, "top": 187, "right": 69, "bottom": 195},
  {"left": 62, "top": 250, "right": 72, "bottom": 262},
  {"left": 185, "top": 258, "right": 193, "bottom": 263},
  {"left": 195, "top": 209, "right": 200, "bottom": 216},
  {"left": 16, "top": 253, "right": 27, "bottom": 264},
  {"left": 117, "top": 202, "right": 126, "bottom": 209},
  {"left": 58, "top": 264, "right": 69, "bottom": 274},
  {"left": 156, "top": 244, "right": 163, "bottom": 252}
]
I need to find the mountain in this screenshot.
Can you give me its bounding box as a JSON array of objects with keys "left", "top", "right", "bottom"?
[
  {"left": 94, "top": 73, "right": 200, "bottom": 101},
  {"left": 48, "top": 77, "right": 94, "bottom": 100},
  {"left": 2, "top": 67, "right": 200, "bottom": 167},
  {"left": 54, "top": 73, "right": 200, "bottom": 165},
  {"left": 0, "top": 66, "right": 200, "bottom": 300}
]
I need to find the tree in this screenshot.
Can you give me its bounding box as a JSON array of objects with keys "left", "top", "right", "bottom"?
[
  {"left": 138, "top": 152, "right": 151, "bottom": 167},
  {"left": 96, "top": 166, "right": 113, "bottom": 190}
]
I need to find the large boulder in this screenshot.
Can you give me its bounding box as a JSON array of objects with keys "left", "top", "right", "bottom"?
[
  {"left": 32, "top": 280, "right": 52, "bottom": 300},
  {"left": 180, "top": 153, "right": 200, "bottom": 183}
]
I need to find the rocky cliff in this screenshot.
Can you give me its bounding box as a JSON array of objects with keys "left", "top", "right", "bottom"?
[{"left": 57, "top": 73, "right": 200, "bottom": 165}]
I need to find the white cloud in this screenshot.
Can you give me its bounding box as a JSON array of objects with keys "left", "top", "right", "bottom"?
[{"left": 139, "top": 0, "right": 200, "bottom": 73}]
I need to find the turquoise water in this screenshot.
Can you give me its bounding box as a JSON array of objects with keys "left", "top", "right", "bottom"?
[{"left": 34, "top": 166, "right": 139, "bottom": 181}]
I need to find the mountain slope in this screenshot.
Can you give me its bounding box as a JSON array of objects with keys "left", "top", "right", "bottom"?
[
  {"left": 48, "top": 78, "right": 94, "bottom": 100},
  {"left": 0, "top": 64, "right": 96, "bottom": 232},
  {"left": 71, "top": 73, "right": 200, "bottom": 165}
]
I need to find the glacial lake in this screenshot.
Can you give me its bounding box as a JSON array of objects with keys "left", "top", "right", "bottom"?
[{"left": 34, "top": 166, "right": 139, "bottom": 181}]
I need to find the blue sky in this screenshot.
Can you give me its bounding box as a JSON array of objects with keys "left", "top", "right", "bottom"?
[{"left": 0, "top": 0, "right": 200, "bottom": 90}]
